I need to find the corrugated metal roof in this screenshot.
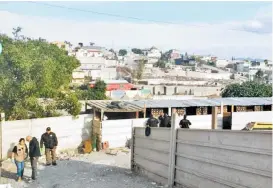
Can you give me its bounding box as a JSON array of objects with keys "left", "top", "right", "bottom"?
[
  {"left": 129, "top": 97, "right": 272, "bottom": 108},
  {"left": 86, "top": 100, "right": 144, "bottom": 112}
]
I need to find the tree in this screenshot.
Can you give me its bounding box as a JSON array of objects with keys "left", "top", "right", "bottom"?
[
  {"left": 136, "top": 61, "right": 145, "bottom": 80},
  {"left": 155, "top": 60, "right": 166, "bottom": 68},
  {"left": 221, "top": 81, "right": 272, "bottom": 97},
  {"left": 264, "top": 59, "right": 268, "bottom": 66},
  {"left": 255, "top": 69, "right": 264, "bottom": 83},
  {"left": 131, "top": 48, "right": 143, "bottom": 55},
  {"left": 12, "top": 26, "right": 22, "bottom": 40},
  {"left": 119, "top": 49, "right": 127, "bottom": 56},
  {"left": 89, "top": 42, "right": 95, "bottom": 46},
  {"left": 76, "top": 80, "right": 107, "bottom": 100},
  {"left": 0, "top": 30, "right": 81, "bottom": 120}
]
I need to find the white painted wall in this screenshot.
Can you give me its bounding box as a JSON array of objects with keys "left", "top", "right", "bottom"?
[
  {"left": 101, "top": 118, "right": 147, "bottom": 148},
  {"left": 2, "top": 114, "right": 93, "bottom": 159},
  {"left": 185, "top": 115, "right": 223, "bottom": 129},
  {"left": 231, "top": 111, "right": 273, "bottom": 130}
]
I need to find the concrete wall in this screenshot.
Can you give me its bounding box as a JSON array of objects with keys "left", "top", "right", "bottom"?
[
  {"left": 2, "top": 114, "right": 93, "bottom": 158},
  {"left": 133, "top": 128, "right": 170, "bottom": 185},
  {"left": 186, "top": 115, "right": 223, "bottom": 129},
  {"left": 176, "top": 129, "right": 272, "bottom": 188},
  {"left": 101, "top": 118, "right": 147, "bottom": 148},
  {"left": 132, "top": 127, "right": 272, "bottom": 188},
  {"left": 232, "top": 111, "right": 273, "bottom": 130}
]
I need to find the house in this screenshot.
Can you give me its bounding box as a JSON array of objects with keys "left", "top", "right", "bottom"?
[
  {"left": 215, "top": 59, "right": 230, "bottom": 68},
  {"left": 51, "top": 41, "right": 72, "bottom": 52},
  {"left": 72, "top": 70, "right": 85, "bottom": 84},
  {"left": 88, "top": 68, "right": 117, "bottom": 81},
  {"left": 90, "top": 80, "right": 134, "bottom": 91},
  {"left": 235, "top": 61, "right": 249, "bottom": 72},
  {"left": 146, "top": 46, "right": 162, "bottom": 64},
  {"left": 76, "top": 46, "right": 103, "bottom": 58},
  {"left": 201, "top": 56, "right": 218, "bottom": 62},
  {"left": 168, "top": 49, "right": 181, "bottom": 60}
]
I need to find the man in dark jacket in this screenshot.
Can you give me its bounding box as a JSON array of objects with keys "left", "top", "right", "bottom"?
[
  {"left": 146, "top": 115, "right": 159, "bottom": 127},
  {"left": 159, "top": 113, "right": 171, "bottom": 127},
  {"left": 179, "top": 115, "right": 191, "bottom": 128},
  {"left": 40, "top": 127, "right": 58, "bottom": 166},
  {"left": 26, "top": 136, "right": 41, "bottom": 180}
]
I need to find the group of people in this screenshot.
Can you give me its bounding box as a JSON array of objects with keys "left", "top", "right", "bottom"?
[
  {"left": 11, "top": 127, "right": 58, "bottom": 182},
  {"left": 146, "top": 112, "right": 192, "bottom": 128}
]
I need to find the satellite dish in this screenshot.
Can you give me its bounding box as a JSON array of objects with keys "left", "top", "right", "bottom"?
[{"left": 0, "top": 43, "right": 2, "bottom": 55}]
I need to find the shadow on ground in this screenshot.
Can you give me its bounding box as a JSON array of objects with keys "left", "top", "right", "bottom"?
[{"left": 1, "top": 157, "right": 162, "bottom": 188}]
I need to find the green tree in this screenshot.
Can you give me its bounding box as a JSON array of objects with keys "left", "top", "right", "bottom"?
[
  {"left": 12, "top": 26, "right": 22, "bottom": 40},
  {"left": 0, "top": 30, "right": 81, "bottom": 120},
  {"left": 221, "top": 81, "right": 272, "bottom": 97},
  {"left": 136, "top": 61, "right": 145, "bottom": 80},
  {"left": 119, "top": 49, "right": 127, "bottom": 56},
  {"left": 255, "top": 69, "right": 264, "bottom": 83},
  {"left": 131, "top": 48, "right": 143, "bottom": 55},
  {"left": 76, "top": 80, "right": 107, "bottom": 100},
  {"left": 155, "top": 60, "right": 166, "bottom": 68},
  {"left": 264, "top": 59, "right": 268, "bottom": 66}
]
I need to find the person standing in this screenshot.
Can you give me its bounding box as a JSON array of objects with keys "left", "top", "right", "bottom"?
[
  {"left": 11, "top": 138, "right": 28, "bottom": 182},
  {"left": 179, "top": 115, "right": 192, "bottom": 128},
  {"left": 159, "top": 112, "right": 170, "bottom": 127},
  {"left": 26, "top": 136, "right": 41, "bottom": 180},
  {"left": 40, "top": 127, "right": 58, "bottom": 166},
  {"left": 146, "top": 114, "right": 159, "bottom": 127}
]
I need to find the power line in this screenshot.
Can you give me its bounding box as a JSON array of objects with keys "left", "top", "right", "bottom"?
[{"left": 26, "top": 1, "right": 263, "bottom": 34}]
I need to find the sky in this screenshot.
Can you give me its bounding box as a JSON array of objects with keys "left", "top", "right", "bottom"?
[{"left": 0, "top": 1, "right": 272, "bottom": 59}]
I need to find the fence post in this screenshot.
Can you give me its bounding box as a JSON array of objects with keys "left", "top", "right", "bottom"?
[
  {"left": 168, "top": 109, "right": 179, "bottom": 187},
  {"left": 0, "top": 113, "right": 5, "bottom": 164},
  {"left": 130, "top": 126, "right": 135, "bottom": 170}
]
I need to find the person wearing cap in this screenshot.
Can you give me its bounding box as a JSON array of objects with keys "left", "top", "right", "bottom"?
[
  {"left": 26, "top": 136, "right": 41, "bottom": 180},
  {"left": 40, "top": 127, "right": 58, "bottom": 166}
]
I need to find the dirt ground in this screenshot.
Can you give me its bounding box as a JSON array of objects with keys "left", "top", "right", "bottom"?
[{"left": 0, "top": 149, "right": 165, "bottom": 188}]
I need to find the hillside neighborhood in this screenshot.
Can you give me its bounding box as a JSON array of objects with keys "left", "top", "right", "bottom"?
[{"left": 0, "top": 1, "right": 272, "bottom": 188}]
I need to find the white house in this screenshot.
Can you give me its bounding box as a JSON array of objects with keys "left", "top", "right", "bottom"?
[
  {"left": 215, "top": 59, "right": 230, "bottom": 68},
  {"left": 76, "top": 46, "right": 103, "bottom": 58},
  {"left": 72, "top": 70, "right": 85, "bottom": 84}
]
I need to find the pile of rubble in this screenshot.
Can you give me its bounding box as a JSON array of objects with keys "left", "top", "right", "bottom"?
[{"left": 105, "top": 147, "right": 130, "bottom": 156}]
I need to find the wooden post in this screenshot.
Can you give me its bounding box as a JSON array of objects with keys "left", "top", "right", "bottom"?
[
  {"left": 231, "top": 105, "right": 234, "bottom": 113},
  {"left": 168, "top": 108, "right": 179, "bottom": 187},
  {"left": 211, "top": 106, "right": 217, "bottom": 129},
  {"left": 136, "top": 111, "right": 139, "bottom": 118},
  {"left": 143, "top": 103, "right": 146, "bottom": 118}
]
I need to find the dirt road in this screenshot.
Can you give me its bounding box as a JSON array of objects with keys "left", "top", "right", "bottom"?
[{"left": 1, "top": 150, "right": 164, "bottom": 188}]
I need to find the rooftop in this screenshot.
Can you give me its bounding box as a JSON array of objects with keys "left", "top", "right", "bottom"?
[
  {"left": 87, "top": 100, "right": 144, "bottom": 112},
  {"left": 129, "top": 97, "right": 272, "bottom": 108},
  {"left": 81, "top": 46, "right": 102, "bottom": 50}
]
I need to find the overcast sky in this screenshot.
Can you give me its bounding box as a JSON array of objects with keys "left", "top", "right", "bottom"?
[{"left": 0, "top": 1, "right": 272, "bottom": 59}]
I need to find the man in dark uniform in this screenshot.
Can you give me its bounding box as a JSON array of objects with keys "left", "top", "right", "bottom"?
[
  {"left": 26, "top": 136, "right": 41, "bottom": 180},
  {"left": 40, "top": 127, "right": 58, "bottom": 166},
  {"left": 159, "top": 112, "right": 170, "bottom": 127},
  {"left": 179, "top": 115, "right": 192, "bottom": 128},
  {"left": 146, "top": 115, "right": 159, "bottom": 127}
]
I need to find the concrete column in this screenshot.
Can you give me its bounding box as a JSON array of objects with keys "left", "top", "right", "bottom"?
[
  {"left": 211, "top": 106, "right": 217, "bottom": 129},
  {"left": 168, "top": 109, "right": 179, "bottom": 186},
  {"left": 168, "top": 107, "right": 172, "bottom": 116}
]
